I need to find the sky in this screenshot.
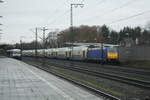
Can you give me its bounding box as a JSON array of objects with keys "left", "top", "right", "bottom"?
[{"left": 0, "top": 0, "right": 150, "bottom": 44}]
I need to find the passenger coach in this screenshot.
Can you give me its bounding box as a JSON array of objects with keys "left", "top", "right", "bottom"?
[{"left": 22, "top": 45, "right": 119, "bottom": 63}]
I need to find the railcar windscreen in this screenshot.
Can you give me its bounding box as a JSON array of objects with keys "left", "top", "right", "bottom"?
[{"left": 107, "top": 47, "right": 117, "bottom": 53}]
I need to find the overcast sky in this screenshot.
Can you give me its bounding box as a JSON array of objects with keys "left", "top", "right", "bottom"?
[{"left": 0, "top": 0, "right": 150, "bottom": 44}]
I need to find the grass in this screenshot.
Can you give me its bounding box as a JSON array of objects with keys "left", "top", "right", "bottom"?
[
  {"left": 49, "top": 66, "right": 124, "bottom": 97},
  {"left": 123, "top": 60, "right": 150, "bottom": 69}
]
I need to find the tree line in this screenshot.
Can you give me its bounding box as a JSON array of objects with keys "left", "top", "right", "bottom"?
[
  {"left": 58, "top": 24, "right": 150, "bottom": 46},
  {"left": 1, "top": 24, "right": 150, "bottom": 50}
]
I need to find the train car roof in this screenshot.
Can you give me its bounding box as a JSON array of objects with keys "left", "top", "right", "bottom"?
[
  {"left": 72, "top": 46, "right": 88, "bottom": 50},
  {"left": 65, "top": 42, "right": 120, "bottom": 47},
  {"left": 7, "top": 49, "right": 21, "bottom": 52}
]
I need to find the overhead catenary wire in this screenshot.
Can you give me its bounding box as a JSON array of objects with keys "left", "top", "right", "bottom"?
[
  {"left": 41, "top": 0, "right": 74, "bottom": 28},
  {"left": 75, "top": 0, "right": 107, "bottom": 17},
  {"left": 45, "top": 9, "right": 70, "bottom": 27},
  {"left": 80, "top": 0, "right": 139, "bottom": 23},
  {"left": 36, "top": 0, "right": 150, "bottom": 33},
  {"left": 34, "top": 0, "right": 75, "bottom": 36},
  {"left": 44, "top": 1, "right": 84, "bottom": 28},
  {"left": 107, "top": 9, "right": 150, "bottom": 25},
  {"left": 41, "top": 0, "right": 68, "bottom": 26},
  {"left": 106, "top": 0, "right": 139, "bottom": 14},
  {"left": 41, "top": 0, "right": 94, "bottom": 30}
]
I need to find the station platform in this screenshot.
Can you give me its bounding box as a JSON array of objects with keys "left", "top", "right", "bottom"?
[{"left": 0, "top": 57, "right": 102, "bottom": 100}]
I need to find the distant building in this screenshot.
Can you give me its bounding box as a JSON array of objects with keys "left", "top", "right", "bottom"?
[
  {"left": 135, "top": 38, "right": 139, "bottom": 45},
  {"left": 120, "top": 37, "right": 134, "bottom": 47}
]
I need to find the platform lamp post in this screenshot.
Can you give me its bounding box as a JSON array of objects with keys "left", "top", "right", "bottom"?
[{"left": 70, "top": 3, "right": 84, "bottom": 58}]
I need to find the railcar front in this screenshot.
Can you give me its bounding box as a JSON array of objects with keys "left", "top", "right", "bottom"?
[
  {"left": 6, "top": 49, "right": 21, "bottom": 59},
  {"left": 106, "top": 47, "right": 119, "bottom": 62}
]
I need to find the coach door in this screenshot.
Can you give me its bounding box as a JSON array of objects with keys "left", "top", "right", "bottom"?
[{"left": 83, "top": 50, "right": 86, "bottom": 58}]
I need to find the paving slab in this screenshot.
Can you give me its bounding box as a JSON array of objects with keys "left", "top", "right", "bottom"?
[{"left": 0, "top": 58, "right": 103, "bottom": 100}]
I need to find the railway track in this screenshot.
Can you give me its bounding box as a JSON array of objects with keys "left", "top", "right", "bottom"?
[
  {"left": 46, "top": 58, "right": 150, "bottom": 76},
  {"left": 42, "top": 58, "right": 150, "bottom": 83},
  {"left": 23, "top": 57, "right": 150, "bottom": 100},
  {"left": 24, "top": 57, "right": 150, "bottom": 90},
  {"left": 44, "top": 60, "right": 150, "bottom": 90},
  {"left": 37, "top": 58, "right": 150, "bottom": 82},
  {"left": 23, "top": 57, "right": 150, "bottom": 90},
  {"left": 26, "top": 60, "right": 121, "bottom": 100},
  {"left": 24, "top": 56, "right": 150, "bottom": 76}
]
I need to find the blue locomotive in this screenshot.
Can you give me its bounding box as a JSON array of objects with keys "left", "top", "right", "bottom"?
[{"left": 87, "top": 47, "right": 118, "bottom": 62}]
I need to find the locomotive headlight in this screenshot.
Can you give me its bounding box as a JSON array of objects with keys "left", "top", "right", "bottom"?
[{"left": 108, "top": 52, "right": 118, "bottom": 59}]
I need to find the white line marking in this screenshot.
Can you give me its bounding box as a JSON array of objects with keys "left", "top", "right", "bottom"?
[{"left": 24, "top": 65, "right": 75, "bottom": 100}]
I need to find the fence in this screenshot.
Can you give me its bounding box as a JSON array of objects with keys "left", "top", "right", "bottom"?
[{"left": 117, "top": 45, "right": 150, "bottom": 62}]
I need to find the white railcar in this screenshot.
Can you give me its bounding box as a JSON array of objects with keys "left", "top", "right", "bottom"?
[
  {"left": 7, "top": 49, "right": 21, "bottom": 59},
  {"left": 56, "top": 47, "right": 71, "bottom": 59},
  {"left": 71, "top": 46, "right": 88, "bottom": 60}
]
